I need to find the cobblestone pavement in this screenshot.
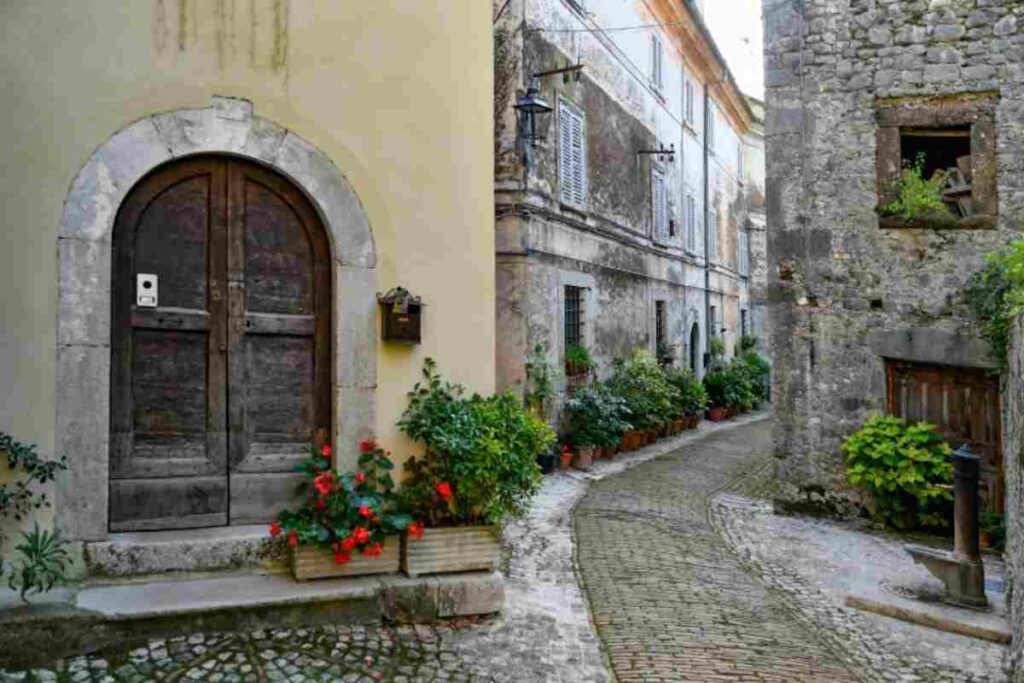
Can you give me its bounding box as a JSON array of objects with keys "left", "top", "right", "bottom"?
[
  {"left": 575, "top": 419, "right": 863, "bottom": 682},
  {"left": 713, "top": 495, "right": 1008, "bottom": 682}
]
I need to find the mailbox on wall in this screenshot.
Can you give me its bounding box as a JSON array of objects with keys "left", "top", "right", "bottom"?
[{"left": 377, "top": 286, "right": 423, "bottom": 344}]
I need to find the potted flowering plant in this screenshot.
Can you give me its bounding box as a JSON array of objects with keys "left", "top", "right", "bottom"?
[
  {"left": 562, "top": 384, "right": 632, "bottom": 468},
  {"left": 269, "top": 441, "right": 416, "bottom": 580},
  {"left": 397, "top": 359, "right": 554, "bottom": 577}
]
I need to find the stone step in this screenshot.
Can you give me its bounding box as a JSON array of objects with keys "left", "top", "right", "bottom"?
[{"left": 0, "top": 571, "right": 504, "bottom": 670}]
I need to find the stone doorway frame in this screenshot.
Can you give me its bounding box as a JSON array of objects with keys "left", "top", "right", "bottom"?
[{"left": 55, "top": 97, "right": 377, "bottom": 542}]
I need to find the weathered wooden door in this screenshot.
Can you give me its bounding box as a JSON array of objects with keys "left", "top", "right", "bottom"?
[
  {"left": 886, "top": 361, "right": 1003, "bottom": 513},
  {"left": 110, "top": 156, "right": 331, "bottom": 531}
]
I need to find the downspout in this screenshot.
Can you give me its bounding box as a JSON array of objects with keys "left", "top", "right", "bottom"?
[{"left": 702, "top": 84, "right": 711, "bottom": 370}]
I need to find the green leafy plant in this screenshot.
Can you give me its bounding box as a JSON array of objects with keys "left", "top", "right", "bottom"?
[
  {"left": 966, "top": 239, "right": 1024, "bottom": 370},
  {"left": 7, "top": 524, "right": 71, "bottom": 603},
  {"left": 563, "top": 384, "right": 632, "bottom": 449},
  {"left": 270, "top": 441, "right": 413, "bottom": 565},
  {"left": 565, "top": 344, "right": 594, "bottom": 376},
  {"left": 656, "top": 341, "right": 674, "bottom": 364},
  {"left": 703, "top": 371, "right": 728, "bottom": 409},
  {"left": 981, "top": 510, "right": 1006, "bottom": 552},
  {"left": 736, "top": 352, "right": 771, "bottom": 404},
  {"left": 663, "top": 367, "right": 707, "bottom": 416},
  {"left": 707, "top": 336, "right": 728, "bottom": 373},
  {"left": 524, "top": 343, "right": 556, "bottom": 419},
  {"left": 738, "top": 334, "right": 759, "bottom": 354},
  {"left": 606, "top": 349, "right": 680, "bottom": 429},
  {"left": 398, "top": 359, "right": 553, "bottom": 526},
  {"left": 881, "top": 153, "right": 949, "bottom": 222},
  {"left": 841, "top": 415, "right": 953, "bottom": 530}
]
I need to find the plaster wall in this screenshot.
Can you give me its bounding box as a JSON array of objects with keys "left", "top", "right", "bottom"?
[{"left": 0, "top": 1, "right": 494, "bottom": 550}]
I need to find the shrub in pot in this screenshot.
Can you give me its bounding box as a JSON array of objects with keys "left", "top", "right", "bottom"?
[
  {"left": 737, "top": 352, "right": 771, "bottom": 406},
  {"left": 563, "top": 384, "right": 632, "bottom": 469},
  {"left": 565, "top": 344, "right": 595, "bottom": 378},
  {"left": 397, "top": 359, "right": 554, "bottom": 576},
  {"left": 270, "top": 442, "right": 412, "bottom": 580},
  {"left": 703, "top": 372, "right": 728, "bottom": 421},
  {"left": 606, "top": 349, "right": 680, "bottom": 435},
  {"left": 841, "top": 415, "right": 953, "bottom": 530},
  {"left": 664, "top": 367, "right": 707, "bottom": 426}
]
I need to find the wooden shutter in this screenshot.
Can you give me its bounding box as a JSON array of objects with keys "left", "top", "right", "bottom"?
[
  {"left": 559, "top": 102, "right": 574, "bottom": 206},
  {"left": 686, "top": 196, "right": 696, "bottom": 251},
  {"left": 571, "top": 108, "right": 586, "bottom": 208},
  {"left": 708, "top": 207, "right": 717, "bottom": 261},
  {"left": 652, "top": 169, "right": 667, "bottom": 240}
]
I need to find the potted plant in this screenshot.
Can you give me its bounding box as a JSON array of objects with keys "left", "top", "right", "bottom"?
[
  {"left": 563, "top": 384, "right": 632, "bottom": 470},
  {"left": 397, "top": 359, "right": 554, "bottom": 577},
  {"left": 269, "top": 441, "right": 412, "bottom": 581},
  {"left": 559, "top": 444, "right": 573, "bottom": 470},
  {"left": 703, "top": 371, "right": 729, "bottom": 422},
  {"left": 565, "top": 344, "right": 595, "bottom": 378},
  {"left": 606, "top": 349, "right": 680, "bottom": 447}
]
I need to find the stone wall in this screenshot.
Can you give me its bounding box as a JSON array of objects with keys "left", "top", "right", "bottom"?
[
  {"left": 1007, "top": 316, "right": 1024, "bottom": 681},
  {"left": 763, "top": 0, "right": 1024, "bottom": 506}
]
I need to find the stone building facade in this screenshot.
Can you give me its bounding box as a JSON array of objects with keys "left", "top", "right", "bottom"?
[
  {"left": 763, "top": 0, "right": 1024, "bottom": 516},
  {"left": 494, "top": 0, "right": 764, "bottom": 409},
  {"left": 1007, "top": 316, "right": 1024, "bottom": 680}
]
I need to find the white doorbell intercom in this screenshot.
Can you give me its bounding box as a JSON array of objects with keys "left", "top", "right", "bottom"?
[{"left": 137, "top": 273, "right": 158, "bottom": 308}]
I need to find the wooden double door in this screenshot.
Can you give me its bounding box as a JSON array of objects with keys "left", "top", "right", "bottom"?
[
  {"left": 110, "top": 156, "right": 332, "bottom": 531},
  {"left": 886, "top": 360, "right": 1003, "bottom": 513}
]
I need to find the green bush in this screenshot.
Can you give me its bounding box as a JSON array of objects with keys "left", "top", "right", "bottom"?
[
  {"left": 663, "top": 367, "right": 707, "bottom": 416},
  {"left": 703, "top": 371, "right": 728, "bottom": 409},
  {"left": 981, "top": 511, "right": 1006, "bottom": 552},
  {"left": 398, "top": 359, "right": 553, "bottom": 526},
  {"left": 737, "top": 352, "right": 771, "bottom": 404},
  {"left": 723, "top": 361, "right": 755, "bottom": 410},
  {"left": 966, "top": 239, "right": 1024, "bottom": 370},
  {"left": 881, "top": 153, "right": 948, "bottom": 222},
  {"left": 841, "top": 415, "right": 953, "bottom": 530},
  {"left": 606, "top": 349, "right": 680, "bottom": 429},
  {"left": 563, "top": 384, "right": 632, "bottom": 449},
  {"left": 565, "top": 344, "right": 594, "bottom": 375}
]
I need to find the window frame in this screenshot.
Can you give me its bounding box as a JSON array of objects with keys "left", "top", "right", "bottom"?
[
  {"left": 558, "top": 99, "right": 588, "bottom": 212},
  {"left": 738, "top": 231, "right": 750, "bottom": 277},
  {"left": 564, "top": 285, "right": 585, "bottom": 352},
  {"left": 655, "top": 300, "right": 667, "bottom": 355},
  {"left": 684, "top": 79, "right": 695, "bottom": 128},
  {"left": 651, "top": 33, "right": 664, "bottom": 92}
]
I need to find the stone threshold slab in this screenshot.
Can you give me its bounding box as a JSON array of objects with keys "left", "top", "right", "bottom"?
[
  {"left": 846, "top": 592, "right": 1010, "bottom": 644},
  {"left": 0, "top": 571, "right": 503, "bottom": 671}
]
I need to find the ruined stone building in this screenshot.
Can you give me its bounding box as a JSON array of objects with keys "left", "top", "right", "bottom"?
[
  {"left": 763, "top": 0, "right": 1023, "bottom": 515},
  {"left": 494, "top": 0, "right": 765, "bottom": 401}
]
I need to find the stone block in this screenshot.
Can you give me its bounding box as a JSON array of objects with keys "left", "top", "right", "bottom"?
[
  {"left": 435, "top": 571, "right": 505, "bottom": 618},
  {"left": 380, "top": 575, "right": 440, "bottom": 623},
  {"left": 151, "top": 107, "right": 249, "bottom": 159},
  {"left": 334, "top": 264, "right": 377, "bottom": 390},
  {"left": 58, "top": 237, "right": 111, "bottom": 346},
  {"left": 334, "top": 385, "right": 375, "bottom": 471}
]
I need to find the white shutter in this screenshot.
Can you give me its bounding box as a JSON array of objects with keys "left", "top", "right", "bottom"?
[
  {"left": 570, "top": 108, "right": 586, "bottom": 208},
  {"left": 652, "top": 35, "right": 662, "bottom": 89},
  {"left": 652, "top": 169, "right": 667, "bottom": 240},
  {"left": 559, "top": 102, "right": 574, "bottom": 206},
  {"left": 686, "top": 196, "right": 696, "bottom": 251},
  {"left": 708, "top": 207, "right": 717, "bottom": 261},
  {"left": 739, "top": 232, "right": 750, "bottom": 276}
]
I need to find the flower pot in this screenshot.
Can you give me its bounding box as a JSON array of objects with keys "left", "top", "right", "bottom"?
[
  {"left": 707, "top": 406, "right": 727, "bottom": 422},
  {"left": 726, "top": 407, "right": 740, "bottom": 418},
  {"left": 559, "top": 451, "right": 573, "bottom": 470},
  {"left": 401, "top": 525, "right": 501, "bottom": 577},
  {"left": 292, "top": 542, "right": 399, "bottom": 581},
  {"left": 645, "top": 429, "right": 659, "bottom": 444},
  {"left": 565, "top": 361, "right": 589, "bottom": 377},
  {"left": 574, "top": 447, "right": 594, "bottom": 470},
  {"left": 980, "top": 531, "right": 992, "bottom": 549},
  {"left": 688, "top": 415, "right": 699, "bottom": 429}
]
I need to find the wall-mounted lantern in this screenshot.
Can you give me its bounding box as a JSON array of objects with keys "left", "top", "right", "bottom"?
[
  {"left": 514, "top": 78, "right": 553, "bottom": 148},
  {"left": 377, "top": 286, "right": 423, "bottom": 344},
  {"left": 637, "top": 143, "right": 676, "bottom": 163}
]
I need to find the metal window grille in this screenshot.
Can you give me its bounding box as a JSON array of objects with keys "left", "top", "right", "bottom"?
[
  {"left": 741, "top": 309, "right": 748, "bottom": 337},
  {"left": 738, "top": 231, "right": 749, "bottom": 276},
  {"left": 564, "top": 286, "right": 583, "bottom": 350}
]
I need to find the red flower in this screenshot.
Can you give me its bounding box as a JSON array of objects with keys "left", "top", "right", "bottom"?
[
  {"left": 359, "top": 439, "right": 377, "bottom": 454},
  {"left": 362, "top": 542, "right": 383, "bottom": 557},
  {"left": 333, "top": 550, "right": 351, "bottom": 565},
  {"left": 341, "top": 535, "right": 357, "bottom": 552},
  {"left": 358, "top": 505, "right": 373, "bottom": 519},
  {"left": 287, "top": 530, "right": 298, "bottom": 547},
  {"left": 435, "top": 481, "right": 453, "bottom": 501},
  {"left": 269, "top": 521, "right": 282, "bottom": 538},
  {"left": 321, "top": 444, "right": 332, "bottom": 459},
  {"left": 313, "top": 471, "right": 335, "bottom": 496},
  {"left": 353, "top": 526, "right": 370, "bottom": 544},
  {"left": 355, "top": 471, "right": 366, "bottom": 485},
  {"left": 408, "top": 522, "right": 424, "bottom": 540}
]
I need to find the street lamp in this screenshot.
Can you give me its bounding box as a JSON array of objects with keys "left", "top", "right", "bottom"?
[{"left": 514, "top": 78, "right": 553, "bottom": 148}]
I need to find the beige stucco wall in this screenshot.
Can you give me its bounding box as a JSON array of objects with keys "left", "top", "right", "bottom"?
[{"left": 0, "top": 1, "right": 494, "bottom": 545}]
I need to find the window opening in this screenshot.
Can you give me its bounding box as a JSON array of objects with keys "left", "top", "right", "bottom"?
[{"left": 564, "top": 285, "right": 584, "bottom": 351}]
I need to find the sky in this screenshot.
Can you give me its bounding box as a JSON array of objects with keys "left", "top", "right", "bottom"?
[{"left": 703, "top": 0, "right": 765, "bottom": 99}]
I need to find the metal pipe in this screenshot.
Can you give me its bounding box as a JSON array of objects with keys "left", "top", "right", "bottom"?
[{"left": 952, "top": 445, "right": 982, "bottom": 563}]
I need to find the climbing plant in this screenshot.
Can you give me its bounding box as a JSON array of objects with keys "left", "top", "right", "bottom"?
[{"left": 966, "top": 239, "right": 1024, "bottom": 370}]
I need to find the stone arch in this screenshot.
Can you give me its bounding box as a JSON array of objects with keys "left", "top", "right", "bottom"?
[{"left": 55, "top": 97, "right": 377, "bottom": 541}]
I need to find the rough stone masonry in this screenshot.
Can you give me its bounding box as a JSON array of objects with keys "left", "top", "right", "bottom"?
[{"left": 762, "top": 0, "right": 1024, "bottom": 505}]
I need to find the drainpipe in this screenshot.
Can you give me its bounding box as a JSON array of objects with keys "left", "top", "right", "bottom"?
[{"left": 702, "top": 84, "right": 711, "bottom": 370}]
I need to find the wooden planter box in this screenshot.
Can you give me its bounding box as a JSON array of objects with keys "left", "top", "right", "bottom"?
[
  {"left": 292, "top": 541, "right": 400, "bottom": 581},
  {"left": 402, "top": 526, "right": 501, "bottom": 577}
]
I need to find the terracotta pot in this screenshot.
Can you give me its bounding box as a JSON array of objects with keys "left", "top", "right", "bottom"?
[
  {"left": 646, "top": 429, "right": 659, "bottom": 444},
  {"left": 726, "top": 407, "right": 740, "bottom": 418},
  {"left": 707, "top": 406, "right": 727, "bottom": 422},
  {"left": 401, "top": 525, "right": 500, "bottom": 578},
  {"left": 559, "top": 451, "right": 573, "bottom": 470},
  {"left": 980, "top": 531, "right": 992, "bottom": 549},
  {"left": 292, "top": 541, "right": 400, "bottom": 581},
  {"left": 574, "top": 447, "right": 594, "bottom": 470}
]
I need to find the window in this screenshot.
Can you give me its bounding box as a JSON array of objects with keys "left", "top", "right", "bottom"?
[
  {"left": 708, "top": 206, "right": 718, "bottom": 262},
  {"left": 707, "top": 105, "right": 716, "bottom": 153},
  {"left": 564, "top": 285, "right": 584, "bottom": 351},
  {"left": 709, "top": 305, "right": 719, "bottom": 339},
  {"left": 741, "top": 309, "right": 748, "bottom": 337},
  {"left": 655, "top": 300, "right": 667, "bottom": 355},
  {"left": 686, "top": 194, "right": 697, "bottom": 252},
  {"left": 559, "top": 101, "right": 587, "bottom": 210},
  {"left": 684, "top": 79, "right": 695, "bottom": 127},
  {"left": 651, "top": 34, "right": 663, "bottom": 91},
  {"left": 738, "top": 231, "right": 750, "bottom": 276},
  {"left": 652, "top": 167, "right": 668, "bottom": 241},
  {"left": 875, "top": 94, "right": 997, "bottom": 227}
]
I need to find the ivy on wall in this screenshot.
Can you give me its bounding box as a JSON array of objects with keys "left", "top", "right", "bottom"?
[{"left": 966, "top": 240, "right": 1024, "bottom": 370}]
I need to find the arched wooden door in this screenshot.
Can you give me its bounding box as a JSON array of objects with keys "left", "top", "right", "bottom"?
[{"left": 109, "top": 156, "right": 332, "bottom": 531}]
